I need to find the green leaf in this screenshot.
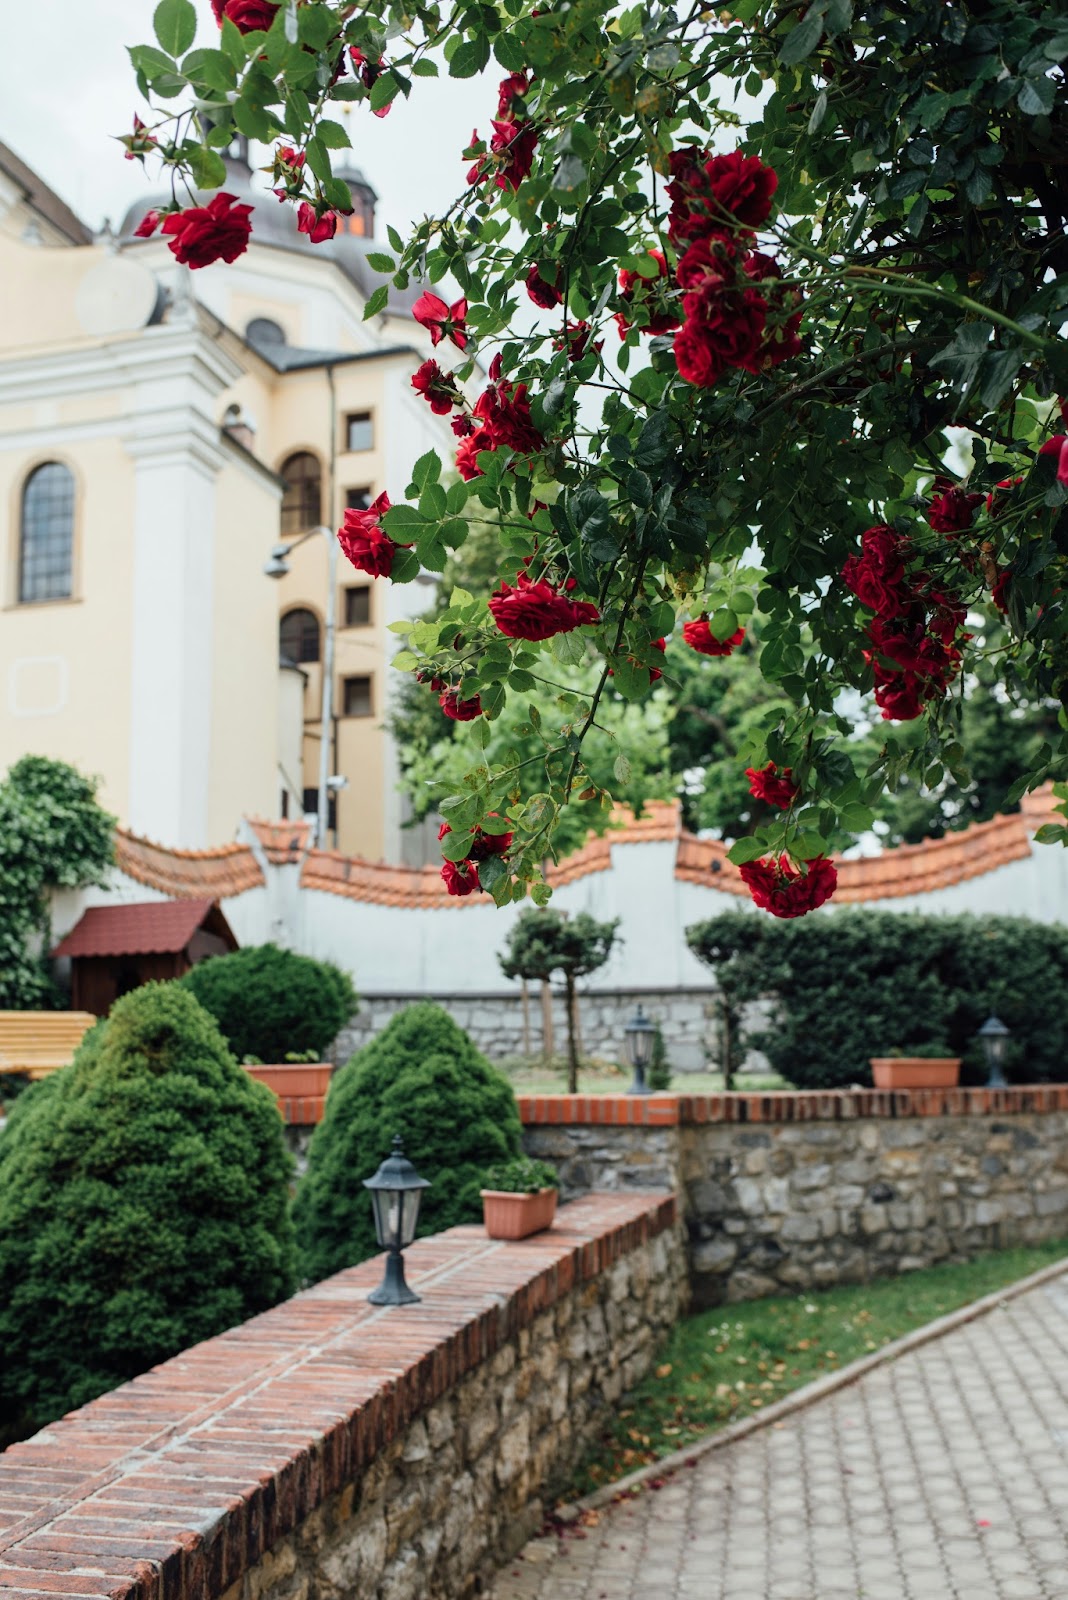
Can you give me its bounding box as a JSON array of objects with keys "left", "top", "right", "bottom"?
[
  {"left": 446, "top": 480, "right": 471, "bottom": 515},
  {"left": 1033, "top": 823, "right": 1068, "bottom": 846},
  {"left": 412, "top": 58, "right": 439, "bottom": 76},
  {"left": 551, "top": 631, "right": 587, "bottom": 665},
  {"left": 186, "top": 144, "right": 228, "bottom": 191},
  {"left": 728, "top": 837, "right": 768, "bottom": 866},
  {"left": 440, "top": 827, "right": 474, "bottom": 862},
  {"left": 412, "top": 450, "right": 441, "bottom": 489},
  {"left": 387, "top": 549, "right": 420, "bottom": 584},
  {"left": 450, "top": 36, "right": 491, "bottom": 78},
  {"left": 979, "top": 347, "right": 1026, "bottom": 409},
  {"left": 1018, "top": 75, "right": 1056, "bottom": 116},
  {"left": 365, "top": 251, "right": 396, "bottom": 272},
  {"left": 390, "top": 651, "right": 419, "bottom": 671},
  {"left": 154, "top": 0, "right": 196, "bottom": 55},
  {"left": 316, "top": 118, "right": 351, "bottom": 149},
  {"left": 807, "top": 91, "right": 828, "bottom": 134},
  {"left": 383, "top": 505, "right": 429, "bottom": 530},
  {"left": 494, "top": 33, "right": 527, "bottom": 71},
  {"left": 370, "top": 72, "right": 403, "bottom": 112},
  {"left": 128, "top": 42, "right": 177, "bottom": 78},
  {"left": 531, "top": 881, "right": 553, "bottom": 906},
  {"left": 613, "top": 753, "right": 632, "bottom": 785},
  {"left": 387, "top": 225, "right": 404, "bottom": 253},
  {"left": 363, "top": 284, "right": 389, "bottom": 320},
  {"left": 779, "top": 9, "right": 824, "bottom": 66},
  {"left": 478, "top": 854, "right": 509, "bottom": 893}
]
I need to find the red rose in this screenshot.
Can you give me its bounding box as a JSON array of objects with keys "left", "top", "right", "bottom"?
[
  {"left": 297, "top": 202, "right": 338, "bottom": 244},
  {"left": 841, "top": 525, "right": 911, "bottom": 617},
  {"left": 1039, "top": 434, "right": 1068, "bottom": 488},
  {"left": 489, "top": 572, "right": 600, "bottom": 640},
  {"left": 160, "top": 192, "right": 253, "bottom": 269},
  {"left": 682, "top": 618, "right": 745, "bottom": 657},
  {"left": 338, "top": 493, "right": 408, "bottom": 578},
  {"left": 746, "top": 762, "right": 799, "bottom": 810},
  {"left": 526, "top": 265, "right": 562, "bottom": 308},
  {"left": 927, "top": 478, "right": 982, "bottom": 534},
  {"left": 739, "top": 855, "right": 837, "bottom": 918},
  {"left": 439, "top": 690, "right": 483, "bottom": 721},
  {"left": 412, "top": 359, "right": 460, "bottom": 415},
  {"left": 277, "top": 145, "right": 304, "bottom": 171},
  {"left": 991, "top": 570, "right": 1010, "bottom": 613},
  {"left": 472, "top": 377, "right": 545, "bottom": 456},
  {"left": 614, "top": 251, "right": 679, "bottom": 337},
  {"left": 553, "top": 320, "right": 602, "bottom": 362},
  {"left": 986, "top": 476, "right": 1024, "bottom": 515},
  {"left": 134, "top": 209, "right": 161, "bottom": 238},
  {"left": 455, "top": 429, "right": 493, "bottom": 480},
  {"left": 439, "top": 818, "right": 513, "bottom": 860},
  {"left": 667, "top": 147, "right": 778, "bottom": 242},
  {"left": 412, "top": 291, "right": 467, "bottom": 350},
  {"left": 497, "top": 72, "right": 531, "bottom": 119},
  {"left": 350, "top": 47, "right": 391, "bottom": 116},
  {"left": 441, "top": 859, "right": 480, "bottom": 896},
  {"left": 470, "top": 120, "right": 539, "bottom": 192},
  {"left": 673, "top": 288, "right": 767, "bottom": 387},
  {"left": 213, "top": 0, "right": 279, "bottom": 31}
]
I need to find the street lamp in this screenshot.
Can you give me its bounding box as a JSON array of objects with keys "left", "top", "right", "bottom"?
[
  {"left": 978, "top": 1015, "right": 1010, "bottom": 1089},
  {"left": 264, "top": 525, "right": 338, "bottom": 848},
  {"left": 363, "top": 1135, "right": 431, "bottom": 1306},
  {"left": 624, "top": 1004, "right": 656, "bottom": 1095}
]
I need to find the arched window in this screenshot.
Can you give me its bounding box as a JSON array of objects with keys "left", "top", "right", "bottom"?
[
  {"left": 279, "top": 608, "right": 321, "bottom": 664},
  {"left": 19, "top": 462, "right": 74, "bottom": 604},
  {"left": 279, "top": 452, "right": 321, "bottom": 535},
  {"left": 246, "top": 317, "right": 285, "bottom": 351}
]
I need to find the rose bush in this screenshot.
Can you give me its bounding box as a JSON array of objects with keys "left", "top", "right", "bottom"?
[{"left": 126, "top": 0, "right": 1068, "bottom": 918}]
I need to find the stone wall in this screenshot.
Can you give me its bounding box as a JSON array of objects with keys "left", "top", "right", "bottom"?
[
  {"left": 0, "top": 1194, "right": 684, "bottom": 1600},
  {"left": 517, "top": 1087, "right": 1068, "bottom": 1308},
  {"left": 335, "top": 986, "right": 720, "bottom": 1072}
]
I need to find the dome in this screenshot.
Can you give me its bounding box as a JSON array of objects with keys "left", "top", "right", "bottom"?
[{"left": 118, "top": 149, "right": 422, "bottom": 317}]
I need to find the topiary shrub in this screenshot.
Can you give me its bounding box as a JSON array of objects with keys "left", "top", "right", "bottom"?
[
  {"left": 686, "top": 909, "right": 1068, "bottom": 1089},
  {"left": 0, "top": 983, "right": 296, "bottom": 1442},
  {"left": 180, "top": 943, "right": 357, "bottom": 1063},
  {"left": 294, "top": 1003, "right": 523, "bottom": 1282}
]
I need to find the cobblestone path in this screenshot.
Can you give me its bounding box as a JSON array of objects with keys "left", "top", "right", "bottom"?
[{"left": 489, "top": 1274, "right": 1068, "bottom": 1600}]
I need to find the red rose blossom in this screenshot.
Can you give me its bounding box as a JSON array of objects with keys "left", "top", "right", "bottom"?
[
  {"left": 489, "top": 572, "right": 600, "bottom": 640},
  {"left": 526, "top": 265, "right": 562, "bottom": 308},
  {"left": 438, "top": 818, "right": 514, "bottom": 860},
  {"left": 337, "top": 492, "right": 408, "bottom": 579},
  {"left": 992, "top": 570, "right": 1011, "bottom": 613},
  {"left": 497, "top": 72, "right": 531, "bottom": 119},
  {"left": 739, "top": 854, "right": 837, "bottom": 919},
  {"left": 927, "top": 478, "right": 983, "bottom": 534},
  {"left": 412, "top": 291, "right": 467, "bottom": 350},
  {"left": 746, "top": 762, "right": 799, "bottom": 810},
  {"left": 160, "top": 192, "right": 253, "bottom": 269},
  {"left": 455, "top": 430, "right": 492, "bottom": 479},
  {"left": 350, "top": 47, "right": 392, "bottom": 116},
  {"left": 673, "top": 292, "right": 767, "bottom": 387},
  {"left": 468, "top": 119, "right": 539, "bottom": 192},
  {"left": 411, "top": 359, "right": 460, "bottom": 414},
  {"left": 667, "top": 147, "right": 778, "bottom": 243},
  {"left": 439, "top": 690, "right": 483, "bottom": 721},
  {"left": 682, "top": 618, "right": 745, "bottom": 657},
  {"left": 615, "top": 250, "right": 679, "bottom": 338},
  {"left": 134, "top": 209, "right": 161, "bottom": 238},
  {"left": 471, "top": 375, "right": 544, "bottom": 456},
  {"left": 212, "top": 0, "right": 279, "bottom": 32},
  {"left": 841, "top": 526, "right": 911, "bottom": 618},
  {"left": 553, "top": 320, "right": 602, "bottom": 362},
  {"left": 1039, "top": 434, "right": 1068, "bottom": 488},
  {"left": 986, "top": 476, "right": 1024, "bottom": 514},
  {"left": 441, "top": 859, "right": 480, "bottom": 896},
  {"left": 297, "top": 202, "right": 338, "bottom": 244}
]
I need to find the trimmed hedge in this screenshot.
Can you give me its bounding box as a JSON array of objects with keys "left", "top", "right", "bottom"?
[
  {"left": 294, "top": 1003, "right": 523, "bottom": 1283},
  {"left": 686, "top": 909, "right": 1068, "bottom": 1089},
  {"left": 0, "top": 984, "right": 296, "bottom": 1442},
  {"left": 180, "top": 943, "right": 357, "bottom": 1063}
]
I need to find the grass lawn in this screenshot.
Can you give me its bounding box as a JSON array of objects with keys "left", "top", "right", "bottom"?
[
  {"left": 495, "top": 1056, "right": 788, "bottom": 1096},
  {"left": 571, "top": 1240, "right": 1068, "bottom": 1497}
]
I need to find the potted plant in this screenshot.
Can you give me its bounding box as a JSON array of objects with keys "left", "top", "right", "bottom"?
[
  {"left": 869, "top": 1044, "right": 961, "bottom": 1090},
  {"left": 481, "top": 1158, "right": 560, "bottom": 1240}
]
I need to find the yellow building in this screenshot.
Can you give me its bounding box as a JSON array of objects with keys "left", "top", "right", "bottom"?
[{"left": 0, "top": 136, "right": 452, "bottom": 859}]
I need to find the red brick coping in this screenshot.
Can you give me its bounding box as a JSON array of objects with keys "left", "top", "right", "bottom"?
[
  {"left": 0, "top": 1193, "right": 673, "bottom": 1600},
  {"left": 517, "top": 1085, "right": 1068, "bottom": 1126}
]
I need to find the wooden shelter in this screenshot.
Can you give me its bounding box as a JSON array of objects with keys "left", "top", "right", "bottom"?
[{"left": 52, "top": 899, "right": 238, "bottom": 1016}]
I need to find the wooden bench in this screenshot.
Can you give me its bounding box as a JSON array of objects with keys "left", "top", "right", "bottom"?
[{"left": 0, "top": 1011, "right": 97, "bottom": 1079}]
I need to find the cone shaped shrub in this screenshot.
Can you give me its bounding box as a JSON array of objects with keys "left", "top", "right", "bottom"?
[
  {"left": 294, "top": 1002, "right": 522, "bottom": 1282},
  {"left": 180, "top": 942, "right": 357, "bottom": 1063},
  {"left": 0, "top": 984, "right": 296, "bottom": 1441}
]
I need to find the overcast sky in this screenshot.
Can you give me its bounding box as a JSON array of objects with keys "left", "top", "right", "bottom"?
[{"left": 5, "top": 0, "right": 482, "bottom": 238}]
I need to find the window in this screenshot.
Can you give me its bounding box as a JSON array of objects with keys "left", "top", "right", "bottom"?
[
  {"left": 345, "top": 486, "right": 372, "bottom": 511},
  {"left": 345, "top": 412, "right": 374, "bottom": 453},
  {"left": 344, "top": 586, "right": 371, "bottom": 627},
  {"left": 19, "top": 462, "right": 75, "bottom": 604},
  {"left": 246, "top": 317, "right": 285, "bottom": 351},
  {"left": 279, "top": 608, "right": 321, "bottom": 664},
  {"left": 279, "top": 451, "right": 321, "bottom": 534},
  {"left": 302, "top": 787, "right": 337, "bottom": 831},
  {"left": 342, "top": 675, "right": 373, "bottom": 717}
]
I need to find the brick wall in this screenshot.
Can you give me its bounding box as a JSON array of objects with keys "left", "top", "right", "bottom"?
[
  {"left": 519, "top": 1087, "right": 1068, "bottom": 1307},
  {"left": 0, "top": 1194, "right": 685, "bottom": 1600}
]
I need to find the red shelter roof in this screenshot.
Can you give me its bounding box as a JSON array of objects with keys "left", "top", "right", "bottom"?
[{"left": 53, "top": 899, "right": 234, "bottom": 959}]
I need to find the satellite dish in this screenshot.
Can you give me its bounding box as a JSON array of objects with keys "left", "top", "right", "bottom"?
[{"left": 75, "top": 254, "right": 161, "bottom": 335}]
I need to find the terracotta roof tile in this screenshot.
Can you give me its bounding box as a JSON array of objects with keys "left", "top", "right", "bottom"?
[
  {"left": 115, "top": 830, "right": 264, "bottom": 899},
  {"left": 245, "top": 817, "right": 311, "bottom": 865},
  {"left": 53, "top": 899, "right": 222, "bottom": 959}
]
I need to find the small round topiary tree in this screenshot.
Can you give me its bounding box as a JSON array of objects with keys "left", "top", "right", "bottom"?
[
  {"left": 294, "top": 1003, "right": 523, "bottom": 1283},
  {"left": 180, "top": 943, "right": 358, "bottom": 1062},
  {"left": 0, "top": 983, "right": 296, "bottom": 1442}
]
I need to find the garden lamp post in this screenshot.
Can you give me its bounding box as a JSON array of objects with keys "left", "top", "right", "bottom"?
[
  {"left": 264, "top": 524, "right": 338, "bottom": 849},
  {"left": 978, "top": 1016, "right": 1010, "bottom": 1089},
  {"left": 624, "top": 1004, "right": 656, "bottom": 1095},
  {"left": 363, "top": 1135, "right": 431, "bottom": 1306}
]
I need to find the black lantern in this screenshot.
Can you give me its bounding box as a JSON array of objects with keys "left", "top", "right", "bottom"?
[
  {"left": 978, "top": 1016, "right": 1010, "bottom": 1089},
  {"left": 363, "top": 1135, "right": 430, "bottom": 1306},
  {"left": 624, "top": 1005, "right": 656, "bottom": 1095}
]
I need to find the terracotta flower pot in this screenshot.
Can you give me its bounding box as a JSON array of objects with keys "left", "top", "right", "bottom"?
[
  {"left": 481, "top": 1187, "right": 558, "bottom": 1241},
  {"left": 244, "top": 1063, "right": 333, "bottom": 1098},
  {"left": 869, "top": 1057, "right": 961, "bottom": 1090}
]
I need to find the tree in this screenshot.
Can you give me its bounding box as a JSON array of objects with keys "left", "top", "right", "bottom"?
[
  {"left": 126, "top": 0, "right": 1068, "bottom": 922},
  {"left": 293, "top": 1003, "right": 522, "bottom": 1282},
  {"left": 0, "top": 756, "right": 114, "bottom": 1008},
  {"left": 0, "top": 984, "right": 295, "bottom": 1442},
  {"left": 499, "top": 909, "right": 620, "bottom": 1091},
  {"left": 180, "top": 943, "right": 357, "bottom": 1062}
]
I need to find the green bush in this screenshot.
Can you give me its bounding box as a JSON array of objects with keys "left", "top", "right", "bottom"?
[
  {"left": 0, "top": 984, "right": 296, "bottom": 1441},
  {"left": 294, "top": 1003, "right": 523, "bottom": 1282},
  {"left": 180, "top": 943, "right": 357, "bottom": 1063},
  {"left": 648, "top": 1022, "right": 673, "bottom": 1090},
  {"left": 686, "top": 909, "right": 1068, "bottom": 1089}
]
